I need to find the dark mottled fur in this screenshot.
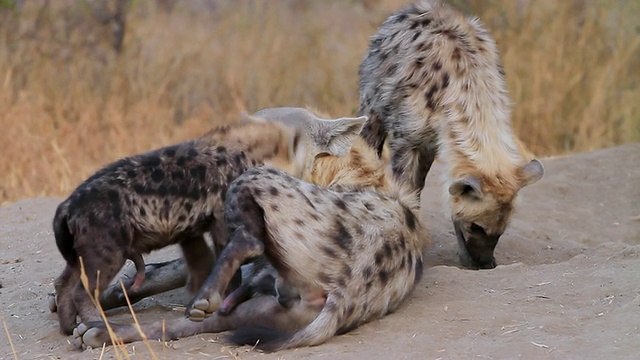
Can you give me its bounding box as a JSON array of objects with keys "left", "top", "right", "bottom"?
[{"left": 52, "top": 119, "right": 303, "bottom": 335}]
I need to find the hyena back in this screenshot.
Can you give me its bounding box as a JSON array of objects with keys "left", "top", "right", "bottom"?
[
  {"left": 358, "top": 0, "right": 544, "bottom": 269},
  {"left": 52, "top": 118, "right": 307, "bottom": 335},
  {"left": 71, "top": 113, "right": 429, "bottom": 352}
]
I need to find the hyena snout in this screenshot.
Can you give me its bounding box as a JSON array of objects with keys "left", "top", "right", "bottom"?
[{"left": 453, "top": 220, "right": 500, "bottom": 269}]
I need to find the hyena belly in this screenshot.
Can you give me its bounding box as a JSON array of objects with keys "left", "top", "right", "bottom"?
[
  {"left": 187, "top": 166, "right": 428, "bottom": 352},
  {"left": 358, "top": 0, "right": 544, "bottom": 269}
]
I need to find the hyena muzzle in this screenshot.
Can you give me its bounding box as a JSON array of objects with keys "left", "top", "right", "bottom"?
[
  {"left": 357, "top": 0, "right": 544, "bottom": 269},
  {"left": 51, "top": 117, "right": 308, "bottom": 336},
  {"left": 71, "top": 113, "right": 430, "bottom": 352}
]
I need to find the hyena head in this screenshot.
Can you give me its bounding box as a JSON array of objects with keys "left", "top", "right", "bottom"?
[
  {"left": 448, "top": 159, "right": 544, "bottom": 269},
  {"left": 251, "top": 107, "right": 367, "bottom": 168}
]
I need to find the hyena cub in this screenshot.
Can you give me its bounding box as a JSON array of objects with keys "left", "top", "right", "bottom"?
[
  {"left": 70, "top": 114, "right": 430, "bottom": 352},
  {"left": 358, "top": 0, "right": 544, "bottom": 269},
  {"left": 52, "top": 117, "right": 306, "bottom": 336}
]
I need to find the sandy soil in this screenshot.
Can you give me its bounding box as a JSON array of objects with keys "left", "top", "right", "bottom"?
[{"left": 1, "top": 143, "right": 638, "bottom": 360}]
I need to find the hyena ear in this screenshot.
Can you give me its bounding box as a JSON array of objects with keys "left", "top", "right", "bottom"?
[
  {"left": 519, "top": 159, "right": 544, "bottom": 187},
  {"left": 324, "top": 116, "right": 367, "bottom": 155},
  {"left": 314, "top": 151, "right": 331, "bottom": 160},
  {"left": 449, "top": 176, "right": 484, "bottom": 199}
]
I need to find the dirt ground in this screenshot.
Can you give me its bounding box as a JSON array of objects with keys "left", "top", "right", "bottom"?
[{"left": 1, "top": 143, "right": 638, "bottom": 360}]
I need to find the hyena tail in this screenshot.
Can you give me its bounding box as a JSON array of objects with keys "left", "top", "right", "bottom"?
[
  {"left": 53, "top": 204, "right": 78, "bottom": 268},
  {"left": 227, "top": 300, "right": 341, "bottom": 352}
]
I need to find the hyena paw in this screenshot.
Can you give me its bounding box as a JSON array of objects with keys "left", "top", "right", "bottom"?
[
  {"left": 72, "top": 322, "right": 110, "bottom": 350},
  {"left": 186, "top": 293, "right": 222, "bottom": 321},
  {"left": 48, "top": 293, "right": 58, "bottom": 313}
]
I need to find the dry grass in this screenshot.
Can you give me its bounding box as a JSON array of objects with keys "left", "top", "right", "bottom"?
[
  {"left": 0, "top": 0, "right": 638, "bottom": 203},
  {"left": 78, "top": 256, "right": 159, "bottom": 359}
]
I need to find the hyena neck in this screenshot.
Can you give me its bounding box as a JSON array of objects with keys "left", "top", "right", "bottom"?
[
  {"left": 311, "top": 136, "right": 422, "bottom": 215},
  {"left": 312, "top": 137, "right": 395, "bottom": 193},
  {"left": 198, "top": 122, "right": 292, "bottom": 165},
  {"left": 437, "top": 63, "right": 524, "bottom": 182}
]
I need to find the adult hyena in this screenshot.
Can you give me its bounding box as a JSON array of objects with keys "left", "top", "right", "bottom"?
[
  {"left": 72, "top": 118, "right": 429, "bottom": 352},
  {"left": 52, "top": 117, "right": 309, "bottom": 336},
  {"left": 358, "top": 0, "right": 544, "bottom": 269}
]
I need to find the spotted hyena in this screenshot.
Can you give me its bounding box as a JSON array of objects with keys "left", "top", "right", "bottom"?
[
  {"left": 71, "top": 114, "right": 429, "bottom": 352},
  {"left": 51, "top": 116, "right": 312, "bottom": 336},
  {"left": 358, "top": 0, "right": 544, "bottom": 269}
]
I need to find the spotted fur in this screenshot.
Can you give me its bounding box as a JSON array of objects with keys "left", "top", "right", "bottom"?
[
  {"left": 358, "top": 0, "right": 544, "bottom": 268},
  {"left": 52, "top": 118, "right": 305, "bottom": 335},
  {"left": 184, "top": 130, "right": 429, "bottom": 352}
]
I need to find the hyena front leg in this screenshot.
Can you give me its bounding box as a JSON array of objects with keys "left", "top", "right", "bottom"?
[
  {"left": 72, "top": 295, "right": 318, "bottom": 349},
  {"left": 389, "top": 139, "right": 436, "bottom": 194},
  {"left": 186, "top": 224, "right": 265, "bottom": 321},
  {"left": 186, "top": 188, "right": 267, "bottom": 321}
]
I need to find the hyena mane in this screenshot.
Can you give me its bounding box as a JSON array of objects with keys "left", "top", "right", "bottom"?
[{"left": 358, "top": 0, "right": 544, "bottom": 269}]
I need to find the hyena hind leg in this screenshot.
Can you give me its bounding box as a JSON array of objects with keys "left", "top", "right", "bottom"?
[
  {"left": 72, "top": 244, "right": 128, "bottom": 327},
  {"left": 53, "top": 265, "right": 80, "bottom": 335}
]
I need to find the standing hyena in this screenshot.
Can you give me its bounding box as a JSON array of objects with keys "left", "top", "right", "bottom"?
[
  {"left": 358, "top": 0, "right": 544, "bottom": 269},
  {"left": 71, "top": 116, "right": 429, "bottom": 352},
  {"left": 51, "top": 117, "right": 309, "bottom": 336}
]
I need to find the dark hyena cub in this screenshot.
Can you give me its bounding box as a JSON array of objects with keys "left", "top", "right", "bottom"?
[
  {"left": 52, "top": 117, "right": 306, "bottom": 336},
  {"left": 70, "top": 113, "right": 430, "bottom": 352},
  {"left": 358, "top": 0, "right": 544, "bottom": 269}
]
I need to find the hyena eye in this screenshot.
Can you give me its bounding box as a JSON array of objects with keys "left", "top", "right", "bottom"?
[{"left": 470, "top": 223, "right": 486, "bottom": 235}]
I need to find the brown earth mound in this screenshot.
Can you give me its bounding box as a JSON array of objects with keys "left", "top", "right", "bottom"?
[{"left": 1, "top": 143, "right": 638, "bottom": 359}]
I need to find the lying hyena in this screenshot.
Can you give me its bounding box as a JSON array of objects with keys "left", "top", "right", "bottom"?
[
  {"left": 51, "top": 117, "right": 311, "bottom": 336},
  {"left": 358, "top": 0, "right": 544, "bottom": 269},
  {"left": 71, "top": 116, "right": 429, "bottom": 352}
]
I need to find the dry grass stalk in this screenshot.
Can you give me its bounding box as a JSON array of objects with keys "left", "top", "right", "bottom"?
[
  {"left": 0, "top": 0, "right": 638, "bottom": 203},
  {"left": 1, "top": 316, "right": 18, "bottom": 360}
]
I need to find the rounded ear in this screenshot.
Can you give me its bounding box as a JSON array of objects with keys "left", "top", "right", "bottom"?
[
  {"left": 314, "top": 151, "right": 331, "bottom": 160},
  {"left": 520, "top": 159, "right": 544, "bottom": 187},
  {"left": 329, "top": 116, "right": 368, "bottom": 136},
  {"left": 321, "top": 116, "right": 367, "bottom": 155},
  {"left": 449, "top": 176, "right": 484, "bottom": 199}
]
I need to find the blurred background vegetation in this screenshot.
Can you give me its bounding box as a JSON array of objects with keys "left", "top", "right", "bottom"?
[{"left": 0, "top": 0, "right": 638, "bottom": 203}]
